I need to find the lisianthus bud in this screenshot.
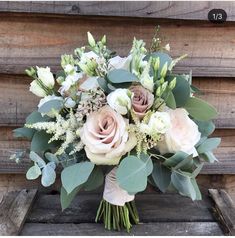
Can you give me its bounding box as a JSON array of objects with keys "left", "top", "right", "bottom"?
[
  {"left": 107, "top": 89, "right": 133, "bottom": 115},
  {"left": 87, "top": 32, "right": 96, "bottom": 47},
  {"left": 36, "top": 66, "right": 55, "bottom": 89},
  {"left": 29, "top": 80, "right": 47, "bottom": 97},
  {"left": 160, "top": 62, "right": 168, "bottom": 78},
  {"left": 140, "top": 75, "right": 154, "bottom": 92}
]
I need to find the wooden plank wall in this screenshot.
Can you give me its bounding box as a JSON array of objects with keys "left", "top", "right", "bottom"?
[{"left": 0, "top": 1, "right": 234, "bottom": 198}]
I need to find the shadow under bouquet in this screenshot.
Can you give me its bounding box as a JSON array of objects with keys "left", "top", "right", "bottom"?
[{"left": 12, "top": 30, "right": 221, "bottom": 232}]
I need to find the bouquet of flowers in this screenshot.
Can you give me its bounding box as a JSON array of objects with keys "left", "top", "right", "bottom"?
[{"left": 12, "top": 29, "right": 221, "bottom": 232}]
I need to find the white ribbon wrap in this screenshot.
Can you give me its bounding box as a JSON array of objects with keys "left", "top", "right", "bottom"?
[{"left": 103, "top": 167, "right": 135, "bottom": 206}]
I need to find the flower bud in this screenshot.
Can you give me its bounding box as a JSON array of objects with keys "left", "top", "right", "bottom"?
[
  {"left": 169, "top": 77, "right": 176, "bottom": 90},
  {"left": 160, "top": 62, "right": 168, "bottom": 78},
  {"left": 29, "top": 80, "right": 47, "bottom": 97},
  {"left": 87, "top": 32, "right": 96, "bottom": 47},
  {"left": 36, "top": 66, "right": 55, "bottom": 89}
]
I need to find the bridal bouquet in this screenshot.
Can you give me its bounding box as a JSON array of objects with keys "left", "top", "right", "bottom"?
[{"left": 12, "top": 30, "right": 220, "bottom": 232}]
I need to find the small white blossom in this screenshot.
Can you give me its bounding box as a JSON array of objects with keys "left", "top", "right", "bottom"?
[{"left": 107, "top": 89, "right": 133, "bottom": 115}]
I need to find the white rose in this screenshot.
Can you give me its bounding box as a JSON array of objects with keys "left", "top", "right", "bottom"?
[
  {"left": 109, "top": 55, "right": 132, "bottom": 70},
  {"left": 38, "top": 95, "right": 63, "bottom": 117},
  {"left": 29, "top": 80, "right": 47, "bottom": 97},
  {"left": 36, "top": 66, "right": 55, "bottom": 89},
  {"left": 140, "top": 111, "right": 171, "bottom": 135},
  {"left": 107, "top": 89, "right": 133, "bottom": 115},
  {"left": 157, "top": 108, "right": 201, "bottom": 157}
]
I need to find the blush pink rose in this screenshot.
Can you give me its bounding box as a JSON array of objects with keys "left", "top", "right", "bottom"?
[
  {"left": 157, "top": 108, "right": 201, "bottom": 157},
  {"left": 80, "top": 106, "right": 136, "bottom": 165},
  {"left": 130, "top": 85, "right": 154, "bottom": 119}
]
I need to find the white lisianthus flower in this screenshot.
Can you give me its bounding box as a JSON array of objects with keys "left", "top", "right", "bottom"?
[
  {"left": 107, "top": 89, "right": 133, "bottom": 115},
  {"left": 38, "top": 95, "right": 63, "bottom": 117},
  {"left": 157, "top": 108, "right": 201, "bottom": 157},
  {"left": 59, "top": 72, "right": 83, "bottom": 95},
  {"left": 109, "top": 55, "right": 132, "bottom": 70},
  {"left": 29, "top": 80, "right": 47, "bottom": 97},
  {"left": 36, "top": 66, "right": 55, "bottom": 89},
  {"left": 140, "top": 111, "right": 171, "bottom": 136}
]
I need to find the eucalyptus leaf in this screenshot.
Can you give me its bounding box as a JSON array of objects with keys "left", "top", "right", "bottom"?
[
  {"left": 191, "top": 178, "right": 202, "bottom": 200},
  {"left": 26, "top": 111, "right": 50, "bottom": 124},
  {"left": 13, "top": 127, "right": 35, "bottom": 140},
  {"left": 29, "top": 151, "right": 46, "bottom": 168},
  {"left": 97, "top": 77, "right": 111, "bottom": 93},
  {"left": 61, "top": 162, "right": 94, "bottom": 194},
  {"left": 166, "top": 75, "right": 191, "bottom": 107},
  {"left": 194, "top": 120, "right": 215, "bottom": 137},
  {"left": 152, "top": 162, "right": 171, "bottom": 192},
  {"left": 116, "top": 156, "right": 148, "bottom": 194},
  {"left": 83, "top": 166, "right": 104, "bottom": 191},
  {"left": 26, "top": 163, "right": 41, "bottom": 180},
  {"left": 200, "top": 151, "right": 218, "bottom": 163},
  {"left": 171, "top": 171, "right": 196, "bottom": 200},
  {"left": 60, "top": 186, "right": 81, "bottom": 211},
  {"left": 165, "top": 91, "right": 176, "bottom": 109},
  {"left": 38, "top": 99, "right": 63, "bottom": 114},
  {"left": 107, "top": 69, "right": 138, "bottom": 84},
  {"left": 197, "top": 138, "right": 221, "bottom": 154},
  {"left": 41, "top": 162, "right": 56, "bottom": 187},
  {"left": 45, "top": 152, "right": 59, "bottom": 164},
  {"left": 163, "top": 151, "right": 189, "bottom": 167},
  {"left": 184, "top": 97, "right": 218, "bottom": 121},
  {"left": 140, "top": 153, "right": 153, "bottom": 176}
]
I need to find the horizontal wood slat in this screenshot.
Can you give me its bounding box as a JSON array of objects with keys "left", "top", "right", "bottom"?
[
  {"left": 0, "top": 15, "right": 235, "bottom": 76},
  {"left": 20, "top": 222, "right": 223, "bottom": 236},
  {"left": 0, "top": 1, "right": 234, "bottom": 22},
  {"left": 26, "top": 193, "right": 214, "bottom": 223},
  {"left": 0, "top": 126, "right": 234, "bottom": 174},
  {"left": 0, "top": 75, "right": 234, "bottom": 128}
]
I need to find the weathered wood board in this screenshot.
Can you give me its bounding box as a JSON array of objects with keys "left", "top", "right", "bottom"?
[
  {"left": 20, "top": 222, "right": 223, "bottom": 236},
  {"left": 0, "top": 189, "right": 37, "bottom": 236},
  {"left": 0, "top": 15, "right": 234, "bottom": 76},
  {"left": 0, "top": 1, "right": 234, "bottom": 21},
  {"left": 0, "top": 76, "right": 234, "bottom": 128}
]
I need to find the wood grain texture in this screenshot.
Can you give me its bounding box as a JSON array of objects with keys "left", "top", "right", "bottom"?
[
  {"left": 209, "top": 189, "right": 235, "bottom": 235},
  {"left": 0, "top": 75, "right": 234, "bottom": 128},
  {"left": 20, "top": 222, "right": 223, "bottom": 236},
  {"left": 0, "top": 189, "right": 37, "bottom": 236},
  {"left": 0, "top": 1, "right": 234, "bottom": 22},
  {"left": 0, "top": 15, "right": 234, "bottom": 77},
  {"left": 0, "top": 127, "right": 233, "bottom": 174},
  {"left": 26, "top": 193, "right": 214, "bottom": 223}
]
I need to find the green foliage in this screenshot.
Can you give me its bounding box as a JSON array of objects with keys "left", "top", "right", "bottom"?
[
  {"left": 171, "top": 171, "right": 197, "bottom": 200},
  {"left": 26, "top": 163, "right": 41, "bottom": 180},
  {"left": 194, "top": 120, "right": 215, "bottom": 137},
  {"left": 83, "top": 166, "right": 104, "bottom": 191},
  {"left": 184, "top": 97, "right": 218, "bottom": 121},
  {"left": 61, "top": 162, "right": 94, "bottom": 194},
  {"left": 197, "top": 138, "right": 221, "bottom": 154},
  {"left": 29, "top": 151, "right": 46, "bottom": 168},
  {"left": 166, "top": 75, "right": 191, "bottom": 107},
  {"left": 152, "top": 162, "right": 171, "bottom": 192},
  {"left": 107, "top": 69, "right": 138, "bottom": 84},
  {"left": 60, "top": 186, "right": 81, "bottom": 211},
  {"left": 163, "top": 151, "right": 189, "bottom": 167},
  {"left": 26, "top": 111, "right": 50, "bottom": 124},
  {"left": 165, "top": 91, "right": 176, "bottom": 109},
  {"left": 38, "top": 99, "right": 63, "bottom": 114},
  {"left": 139, "top": 153, "right": 153, "bottom": 175},
  {"left": 13, "top": 127, "right": 35, "bottom": 140},
  {"left": 116, "top": 155, "right": 150, "bottom": 194},
  {"left": 45, "top": 152, "right": 59, "bottom": 164},
  {"left": 200, "top": 151, "right": 218, "bottom": 163},
  {"left": 41, "top": 162, "right": 56, "bottom": 187}
]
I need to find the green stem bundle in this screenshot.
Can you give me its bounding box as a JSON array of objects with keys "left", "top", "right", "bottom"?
[{"left": 95, "top": 199, "right": 139, "bottom": 233}]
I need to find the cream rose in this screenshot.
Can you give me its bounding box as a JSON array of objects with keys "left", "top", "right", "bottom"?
[
  {"left": 80, "top": 106, "right": 137, "bottom": 165},
  {"left": 130, "top": 85, "right": 154, "bottom": 119},
  {"left": 157, "top": 108, "right": 201, "bottom": 157}
]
